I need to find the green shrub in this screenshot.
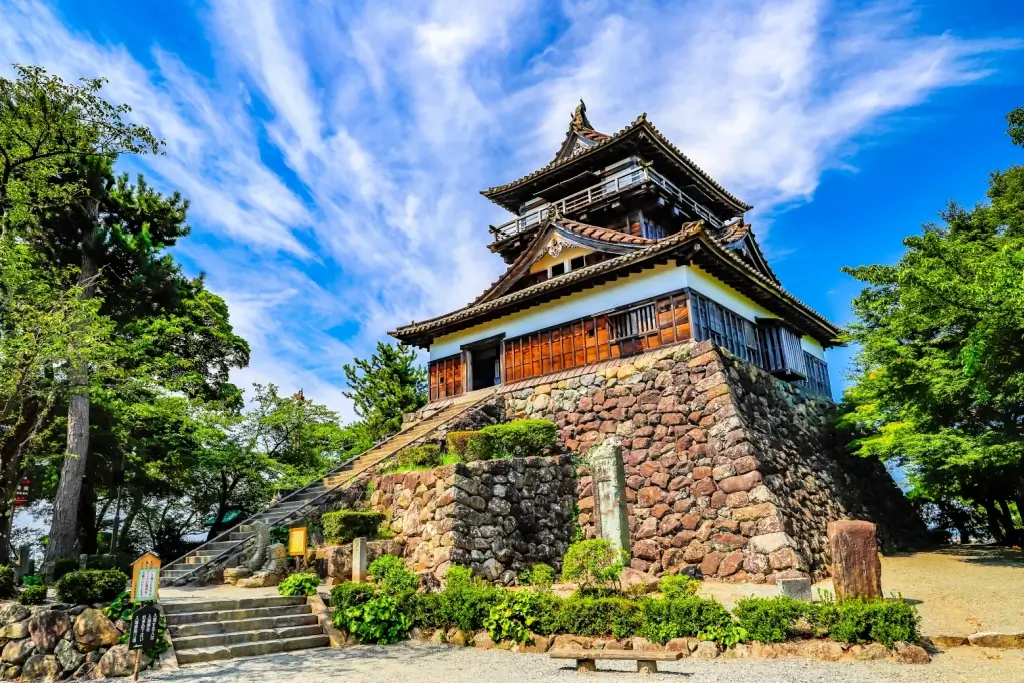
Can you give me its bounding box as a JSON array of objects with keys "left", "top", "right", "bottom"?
[
  {"left": 658, "top": 574, "right": 699, "bottom": 600},
  {"left": 484, "top": 592, "right": 538, "bottom": 644},
  {"left": 698, "top": 623, "right": 749, "bottom": 647},
  {"left": 523, "top": 590, "right": 564, "bottom": 636},
  {"left": 321, "top": 510, "right": 386, "bottom": 544},
  {"left": 336, "top": 593, "right": 411, "bottom": 644},
  {"left": 447, "top": 431, "right": 494, "bottom": 461},
  {"left": 561, "top": 539, "right": 626, "bottom": 590},
  {"left": 330, "top": 582, "right": 376, "bottom": 613},
  {"left": 53, "top": 557, "right": 80, "bottom": 582},
  {"left": 17, "top": 584, "right": 47, "bottom": 605},
  {"left": 278, "top": 572, "right": 321, "bottom": 596},
  {"left": 809, "top": 598, "right": 919, "bottom": 648},
  {"left": 557, "top": 596, "right": 642, "bottom": 638},
  {"left": 21, "top": 574, "right": 43, "bottom": 587},
  {"left": 519, "top": 563, "right": 556, "bottom": 589},
  {"left": 733, "top": 596, "right": 808, "bottom": 644},
  {"left": 368, "top": 555, "right": 420, "bottom": 595},
  {"left": 396, "top": 444, "right": 442, "bottom": 469},
  {"left": 269, "top": 526, "right": 289, "bottom": 545},
  {"left": 54, "top": 569, "right": 129, "bottom": 605},
  {"left": 0, "top": 565, "right": 15, "bottom": 599},
  {"left": 637, "top": 596, "right": 735, "bottom": 644},
  {"left": 480, "top": 420, "right": 558, "bottom": 459}
]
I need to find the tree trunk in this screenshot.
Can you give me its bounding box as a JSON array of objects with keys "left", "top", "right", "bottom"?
[
  {"left": 117, "top": 493, "right": 142, "bottom": 553},
  {"left": 993, "top": 499, "right": 1020, "bottom": 546},
  {"left": 979, "top": 500, "right": 1006, "bottom": 544},
  {"left": 76, "top": 481, "right": 97, "bottom": 556},
  {"left": 43, "top": 251, "right": 97, "bottom": 579},
  {"left": 0, "top": 398, "right": 42, "bottom": 566}
]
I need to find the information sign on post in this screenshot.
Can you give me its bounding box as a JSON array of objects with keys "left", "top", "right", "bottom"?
[
  {"left": 130, "top": 552, "right": 161, "bottom": 603},
  {"left": 129, "top": 603, "right": 161, "bottom": 650},
  {"left": 288, "top": 527, "right": 308, "bottom": 556}
]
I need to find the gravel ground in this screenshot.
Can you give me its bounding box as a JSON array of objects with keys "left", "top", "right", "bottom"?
[{"left": 147, "top": 642, "right": 1024, "bottom": 683}]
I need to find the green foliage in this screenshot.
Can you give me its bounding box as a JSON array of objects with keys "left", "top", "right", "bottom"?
[
  {"left": 733, "top": 596, "right": 808, "bottom": 644},
  {"left": 396, "top": 444, "right": 442, "bottom": 469},
  {"left": 518, "top": 563, "right": 556, "bottom": 589},
  {"left": 368, "top": 555, "right": 420, "bottom": 595},
  {"left": 698, "top": 624, "right": 749, "bottom": 647},
  {"left": 637, "top": 596, "right": 735, "bottom": 644},
  {"left": 484, "top": 592, "right": 538, "bottom": 644},
  {"left": 339, "top": 594, "right": 412, "bottom": 645},
  {"left": 329, "top": 582, "right": 376, "bottom": 613},
  {"left": 658, "top": 574, "right": 699, "bottom": 600},
  {"left": 561, "top": 540, "right": 626, "bottom": 590},
  {"left": 55, "top": 569, "right": 129, "bottom": 605},
  {"left": 838, "top": 110, "right": 1024, "bottom": 544},
  {"left": 342, "top": 342, "right": 427, "bottom": 442},
  {"left": 321, "top": 510, "right": 386, "bottom": 544},
  {"left": 446, "top": 431, "right": 494, "bottom": 462},
  {"left": 17, "top": 584, "right": 47, "bottom": 605},
  {"left": 52, "top": 558, "right": 80, "bottom": 582},
  {"left": 808, "top": 598, "right": 919, "bottom": 648},
  {"left": 21, "top": 574, "right": 43, "bottom": 587},
  {"left": 269, "top": 526, "right": 289, "bottom": 545},
  {"left": 103, "top": 591, "right": 170, "bottom": 657},
  {"left": 480, "top": 419, "right": 558, "bottom": 459},
  {"left": 557, "top": 596, "right": 642, "bottom": 638},
  {"left": 278, "top": 572, "right": 321, "bottom": 597},
  {"left": 0, "top": 565, "right": 15, "bottom": 599}
]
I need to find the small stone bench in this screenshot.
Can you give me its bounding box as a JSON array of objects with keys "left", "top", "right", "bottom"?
[{"left": 550, "top": 648, "right": 684, "bottom": 674}]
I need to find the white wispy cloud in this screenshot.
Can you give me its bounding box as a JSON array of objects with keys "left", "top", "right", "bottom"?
[{"left": 0, "top": 0, "right": 1015, "bottom": 417}]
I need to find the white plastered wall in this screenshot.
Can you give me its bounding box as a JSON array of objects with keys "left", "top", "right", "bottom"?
[{"left": 429, "top": 262, "right": 827, "bottom": 362}]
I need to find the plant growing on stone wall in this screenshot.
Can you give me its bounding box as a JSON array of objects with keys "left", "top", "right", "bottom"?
[
  {"left": 447, "top": 431, "right": 494, "bottom": 461},
  {"left": 560, "top": 540, "right": 626, "bottom": 592},
  {"left": 396, "top": 444, "right": 442, "bottom": 469},
  {"left": 480, "top": 419, "right": 558, "bottom": 459}
]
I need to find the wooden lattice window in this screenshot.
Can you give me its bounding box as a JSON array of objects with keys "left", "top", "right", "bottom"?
[
  {"left": 608, "top": 303, "right": 658, "bottom": 343},
  {"left": 428, "top": 354, "right": 463, "bottom": 401}
]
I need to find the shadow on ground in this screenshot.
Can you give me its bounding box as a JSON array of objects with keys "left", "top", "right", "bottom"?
[{"left": 930, "top": 544, "right": 1024, "bottom": 567}]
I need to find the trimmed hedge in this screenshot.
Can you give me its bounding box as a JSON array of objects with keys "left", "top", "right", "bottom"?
[
  {"left": 54, "top": 569, "right": 129, "bottom": 605},
  {"left": 446, "top": 431, "right": 494, "bottom": 462},
  {"left": 17, "top": 584, "right": 47, "bottom": 605},
  {"left": 397, "top": 444, "right": 442, "bottom": 468},
  {"left": 321, "top": 510, "right": 386, "bottom": 544},
  {"left": 480, "top": 420, "right": 558, "bottom": 459}
]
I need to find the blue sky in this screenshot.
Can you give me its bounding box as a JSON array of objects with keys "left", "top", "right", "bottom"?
[{"left": 1, "top": 0, "right": 1022, "bottom": 420}]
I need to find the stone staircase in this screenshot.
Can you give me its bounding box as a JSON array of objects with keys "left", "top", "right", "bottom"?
[
  {"left": 164, "top": 596, "right": 328, "bottom": 665},
  {"left": 161, "top": 388, "right": 495, "bottom": 586}
]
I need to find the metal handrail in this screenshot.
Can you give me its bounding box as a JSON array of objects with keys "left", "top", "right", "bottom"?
[
  {"left": 162, "top": 394, "right": 491, "bottom": 585},
  {"left": 489, "top": 164, "right": 722, "bottom": 244}
]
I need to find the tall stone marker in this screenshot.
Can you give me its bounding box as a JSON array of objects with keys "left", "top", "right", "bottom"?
[
  {"left": 827, "top": 520, "right": 882, "bottom": 600},
  {"left": 588, "top": 437, "right": 630, "bottom": 554},
  {"left": 352, "top": 537, "right": 368, "bottom": 583}
]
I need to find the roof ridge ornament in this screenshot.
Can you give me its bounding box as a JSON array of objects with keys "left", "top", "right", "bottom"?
[{"left": 572, "top": 99, "right": 594, "bottom": 131}]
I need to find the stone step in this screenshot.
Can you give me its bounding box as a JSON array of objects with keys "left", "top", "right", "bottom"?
[
  {"left": 163, "top": 595, "right": 307, "bottom": 616},
  {"left": 169, "top": 612, "right": 319, "bottom": 638},
  {"left": 175, "top": 634, "right": 329, "bottom": 665},
  {"left": 172, "top": 624, "right": 323, "bottom": 651},
  {"left": 164, "top": 603, "right": 312, "bottom": 625}
]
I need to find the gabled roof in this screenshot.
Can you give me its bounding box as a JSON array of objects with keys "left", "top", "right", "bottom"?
[
  {"left": 471, "top": 216, "right": 655, "bottom": 306},
  {"left": 389, "top": 221, "right": 840, "bottom": 349},
  {"left": 711, "top": 221, "right": 780, "bottom": 285},
  {"left": 481, "top": 111, "right": 752, "bottom": 217},
  {"left": 551, "top": 100, "right": 612, "bottom": 163}
]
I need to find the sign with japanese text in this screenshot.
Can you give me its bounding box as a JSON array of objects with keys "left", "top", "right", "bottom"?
[
  {"left": 288, "top": 527, "right": 307, "bottom": 556},
  {"left": 128, "top": 603, "right": 160, "bottom": 651},
  {"left": 130, "top": 553, "right": 161, "bottom": 603}
]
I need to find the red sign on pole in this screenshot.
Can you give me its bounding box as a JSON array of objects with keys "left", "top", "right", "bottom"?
[{"left": 14, "top": 478, "right": 30, "bottom": 506}]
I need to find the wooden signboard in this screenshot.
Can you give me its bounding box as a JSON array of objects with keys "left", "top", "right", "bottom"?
[
  {"left": 130, "top": 552, "right": 161, "bottom": 603},
  {"left": 288, "top": 527, "right": 307, "bottom": 556},
  {"left": 128, "top": 603, "right": 160, "bottom": 650}
]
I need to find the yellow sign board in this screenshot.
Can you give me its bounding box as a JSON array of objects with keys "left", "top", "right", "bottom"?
[
  {"left": 288, "top": 527, "right": 308, "bottom": 556},
  {"left": 130, "top": 552, "right": 161, "bottom": 603}
]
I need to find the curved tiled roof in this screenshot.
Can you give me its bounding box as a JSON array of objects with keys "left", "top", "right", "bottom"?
[
  {"left": 482, "top": 114, "right": 752, "bottom": 214},
  {"left": 390, "top": 220, "right": 839, "bottom": 347},
  {"left": 557, "top": 218, "right": 655, "bottom": 246}
]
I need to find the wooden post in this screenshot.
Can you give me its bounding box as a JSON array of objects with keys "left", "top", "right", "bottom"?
[{"left": 132, "top": 649, "right": 141, "bottom": 681}]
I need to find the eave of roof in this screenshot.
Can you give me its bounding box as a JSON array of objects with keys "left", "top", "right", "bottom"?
[
  {"left": 481, "top": 115, "right": 752, "bottom": 215},
  {"left": 390, "top": 221, "right": 840, "bottom": 349}
]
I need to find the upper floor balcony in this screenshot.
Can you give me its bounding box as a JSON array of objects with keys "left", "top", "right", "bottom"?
[{"left": 488, "top": 161, "right": 724, "bottom": 247}]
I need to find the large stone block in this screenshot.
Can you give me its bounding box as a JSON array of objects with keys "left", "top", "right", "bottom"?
[{"left": 827, "top": 520, "right": 882, "bottom": 600}]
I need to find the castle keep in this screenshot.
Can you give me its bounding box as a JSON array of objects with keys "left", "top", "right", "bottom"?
[{"left": 390, "top": 103, "right": 922, "bottom": 582}]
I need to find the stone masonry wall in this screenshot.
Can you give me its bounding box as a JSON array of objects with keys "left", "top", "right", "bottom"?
[
  {"left": 501, "top": 341, "right": 924, "bottom": 583},
  {"left": 368, "top": 456, "right": 575, "bottom": 583}
]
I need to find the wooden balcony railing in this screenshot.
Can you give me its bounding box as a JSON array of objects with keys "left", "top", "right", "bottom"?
[{"left": 489, "top": 164, "right": 722, "bottom": 244}]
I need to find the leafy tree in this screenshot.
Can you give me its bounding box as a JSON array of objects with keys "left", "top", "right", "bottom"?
[
  {"left": 0, "top": 64, "right": 160, "bottom": 236},
  {"left": 0, "top": 238, "right": 113, "bottom": 562},
  {"left": 342, "top": 342, "right": 426, "bottom": 442},
  {"left": 839, "top": 108, "right": 1024, "bottom": 544}
]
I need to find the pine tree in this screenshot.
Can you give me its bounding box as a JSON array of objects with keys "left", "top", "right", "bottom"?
[{"left": 342, "top": 342, "right": 427, "bottom": 442}]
